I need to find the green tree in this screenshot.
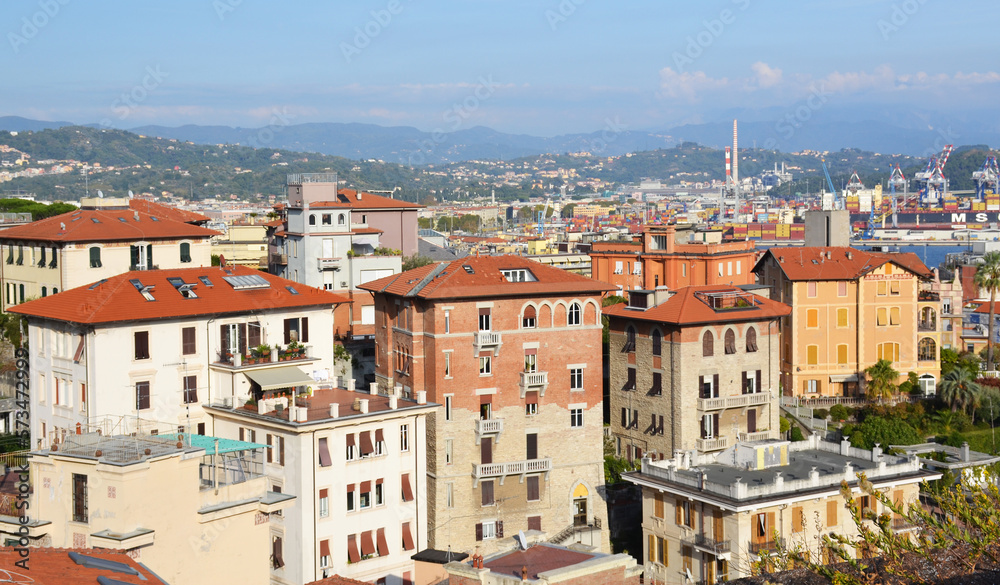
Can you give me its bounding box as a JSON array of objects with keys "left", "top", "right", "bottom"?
[
  {"left": 417, "top": 217, "right": 432, "bottom": 229},
  {"left": 401, "top": 254, "right": 433, "bottom": 272},
  {"left": 937, "top": 367, "right": 982, "bottom": 416},
  {"left": 940, "top": 347, "right": 961, "bottom": 376},
  {"left": 974, "top": 251, "right": 1000, "bottom": 370},
  {"left": 602, "top": 295, "right": 627, "bottom": 307},
  {"left": 847, "top": 414, "right": 923, "bottom": 450},
  {"left": 864, "top": 359, "right": 899, "bottom": 403},
  {"left": 560, "top": 203, "right": 577, "bottom": 218}
]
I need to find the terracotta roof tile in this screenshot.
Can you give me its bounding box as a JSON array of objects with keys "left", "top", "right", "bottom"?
[
  {"left": 753, "top": 247, "right": 933, "bottom": 281},
  {"left": 604, "top": 285, "right": 791, "bottom": 326},
  {"left": 306, "top": 189, "right": 423, "bottom": 210},
  {"left": 306, "top": 575, "right": 370, "bottom": 585},
  {"left": 359, "top": 255, "right": 613, "bottom": 299},
  {"left": 128, "top": 199, "right": 210, "bottom": 224},
  {"left": 9, "top": 265, "right": 349, "bottom": 325},
  {"left": 0, "top": 208, "right": 218, "bottom": 243},
  {"left": 0, "top": 547, "right": 168, "bottom": 584}
]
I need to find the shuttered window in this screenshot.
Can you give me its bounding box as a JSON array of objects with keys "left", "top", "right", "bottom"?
[{"left": 702, "top": 331, "right": 714, "bottom": 357}]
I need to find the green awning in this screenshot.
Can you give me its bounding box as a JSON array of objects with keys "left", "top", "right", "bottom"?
[
  {"left": 244, "top": 366, "right": 314, "bottom": 391},
  {"left": 159, "top": 433, "right": 266, "bottom": 454}
]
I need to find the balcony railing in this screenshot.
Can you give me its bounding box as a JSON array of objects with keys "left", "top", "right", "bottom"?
[
  {"left": 918, "top": 322, "right": 937, "bottom": 332},
  {"left": 475, "top": 418, "right": 504, "bottom": 444},
  {"left": 473, "top": 458, "right": 552, "bottom": 482},
  {"left": 698, "top": 392, "right": 770, "bottom": 411},
  {"left": 738, "top": 430, "right": 776, "bottom": 442},
  {"left": 683, "top": 533, "right": 731, "bottom": 556},
  {"left": 748, "top": 538, "right": 784, "bottom": 555},
  {"left": 519, "top": 371, "right": 548, "bottom": 397},
  {"left": 215, "top": 346, "right": 313, "bottom": 367},
  {"left": 474, "top": 331, "right": 502, "bottom": 353},
  {"left": 891, "top": 517, "right": 917, "bottom": 531},
  {"left": 269, "top": 253, "right": 287, "bottom": 265},
  {"left": 317, "top": 257, "right": 341, "bottom": 270},
  {"left": 697, "top": 437, "right": 729, "bottom": 451}
]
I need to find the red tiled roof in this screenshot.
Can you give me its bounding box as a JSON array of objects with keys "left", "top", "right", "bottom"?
[
  {"left": 306, "top": 189, "right": 423, "bottom": 210},
  {"left": 306, "top": 575, "right": 370, "bottom": 585},
  {"left": 753, "top": 247, "right": 933, "bottom": 281},
  {"left": 359, "top": 255, "right": 614, "bottom": 299},
  {"left": 483, "top": 544, "right": 597, "bottom": 580},
  {"left": 0, "top": 548, "right": 168, "bottom": 584},
  {"left": 973, "top": 302, "right": 1000, "bottom": 314},
  {"left": 9, "top": 265, "right": 349, "bottom": 325},
  {"left": 0, "top": 208, "right": 218, "bottom": 243},
  {"left": 128, "top": 199, "right": 210, "bottom": 224},
  {"left": 604, "top": 285, "right": 791, "bottom": 325}
]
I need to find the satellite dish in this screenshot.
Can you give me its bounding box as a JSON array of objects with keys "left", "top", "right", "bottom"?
[
  {"left": 128, "top": 190, "right": 134, "bottom": 198},
  {"left": 97, "top": 190, "right": 104, "bottom": 198},
  {"left": 515, "top": 530, "right": 528, "bottom": 550}
]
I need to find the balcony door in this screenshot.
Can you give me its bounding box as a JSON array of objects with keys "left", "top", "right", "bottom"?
[
  {"left": 526, "top": 433, "right": 537, "bottom": 460},
  {"left": 573, "top": 498, "right": 587, "bottom": 526},
  {"left": 747, "top": 409, "right": 757, "bottom": 433},
  {"left": 481, "top": 438, "right": 492, "bottom": 465}
]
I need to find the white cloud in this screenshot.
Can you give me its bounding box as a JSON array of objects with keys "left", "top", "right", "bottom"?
[{"left": 751, "top": 62, "right": 783, "bottom": 88}]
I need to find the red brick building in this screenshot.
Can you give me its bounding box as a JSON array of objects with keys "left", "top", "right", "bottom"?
[
  {"left": 361, "top": 256, "right": 612, "bottom": 554},
  {"left": 589, "top": 225, "right": 757, "bottom": 293}
]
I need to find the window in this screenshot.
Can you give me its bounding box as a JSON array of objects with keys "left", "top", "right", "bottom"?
[
  {"left": 743, "top": 370, "right": 760, "bottom": 394},
  {"left": 527, "top": 476, "right": 540, "bottom": 501},
  {"left": 524, "top": 351, "right": 537, "bottom": 373},
  {"left": 890, "top": 280, "right": 900, "bottom": 295},
  {"left": 478, "top": 308, "right": 491, "bottom": 331},
  {"left": 654, "top": 493, "right": 665, "bottom": 518},
  {"left": 319, "top": 539, "right": 331, "bottom": 568},
  {"left": 570, "top": 408, "right": 583, "bottom": 427},
  {"left": 477, "top": 520, "right": 499, "bottom": 541},
  {"left": 130, "top": 243, "right": 152, "bottom": 270},
  {"left": 272, "top": 536, "right": 284, "bottom": 569},
  {"left": 624, "top": 368, "right": 636, "bottom": 391},
  {"left": 919, "top": 338, "right": 937, "bottom": 361},
  {"left": 179, "top": 242, "right": 191, "bottom": 263},
  {"left": 614, "top": 260, "right": 623, "bottom": 275},
  {"left": 877, "top": 307, "right": 888, "bottom": 326},
  {"left": 345, "top": 434, "right": 357, "bottom": 461},
  {"left": 878, "top": 342, "right": 900, "bottom": 362},
  {"left": 136, "top": 381, "right": 150, "bottom": 410},
  {"left": 827, "top": 499, "right": 839, "bottom": 527},
  {"left": 338, "top": 214, "right": 346, "bottom": 225},
  {"left": 877, "top": 281, "right": 887, "bottom": 296},
  {"left": 309, "top": 214, "right": 316, "bottom": 226},
  {"left": 807, "top": 281, "right": 817, "bottom": 297},
  {"left": 401, "top": 473, "right": 414, "bottom": 502},
  {"left": 318, "top": 438, "right": 333, "bottom": 467},
  {"left": 183, "top": 375, "right": 198, "bottom": 404},
  {"left": 806, "top": 308, "right": 819, "bottom": 328},
  {"left": 838, "top": 344, "right": 849, "bottom": 365},
  {"left": 806, "top": 379, "right": 819, "bottom": 393},
  {"left": 718, "top": 262, "right": 723, "bottom": 277},
  {"left": 322, "top": 214, "right": 332, "bottom": 225},
  {"left": 724, "top": 329, "right": 736, "bottom": 354},
  {"left": 444, "top": 352, "right": 451, "bottom": 377},
  {"left": 568, "top": 302, "right": 581, "bottom": 326},
  {"left": 402, "top": 522, "right": 415, "bottom": 552},
  {"left": 283, "top": 317, "right": 309, "bottom": 343},
  {"left": 682, "top": 263, "right": 687, "bottom": 277},
  {"left": 359, "top": 482, "right": 372, "bottom": 509},
  {"left": 319, "top": 489, "right": 329, "bottom": 518},
  {"left": 746, "top": 327, "right": 758, "bottom": 352},
  {"left": 400, "top": 424, "right": 409, "bottom": 452},
  {"left": 838, "top": 281, "right": 848, "bottom": 296},
  {"left": 72, "top": 473, "right": 88, "bottom": 523},
  {"left": 807, "top": 345, "right": 818, "bottom": 365},
  {"left": 837, "top": 308, "right": 849, "bottom": 328},
  {"left": 444, "top": 396, "right": 452, "bottom": 421},
  {"left": 482, "top": 480, "right": 495, "bottom": 506},
  {"left": 675, "top": 499, "right": 693, "bottom": 528},
  {"left": 652, "top": 329, "right": 661, "bottom": 356},
  {"left": 134, "top": 331, "right": 150, "bottom": 360},
  {"left": 347, "top": 485, "right": 356, "bottom": 512},
  {"left": 890, "top": 307, "right": 901, "bottom": 326},
  {"left": 182, "top": 327, "right": 196, "bottom": 355},
  {"left": 570, "top": 368, "right": 583, "bottom": 391},
  {"left": 446, "top": 483, "right": 454, "bottom": 508},
  {"left": 445, "top": 439, "right": 453, "bottom": 465},
  {"left": 702, "top": 331, "right": 714, "bottom": 357},
  {"left": 526, "top": 402, "right": 537, "bottom": 416},
  {"left": 479, "top": 355, "right": 492, "bottom": 375},
  {"left": 651, "top": 372, "right": 662, "bottom": 396},
  {"left": 522, "top": 306, "right": 536, "bottom": 328},
  {"left": 41, "top": 287, "right": 47, "bottom": 298},
  {"left": 89, "top": 247, "right": 101, "bottom": 268},
  {"left": 375, "top": 480, "right": 384, "bottom": 506},
  {"left": 792, "top": 506, "right": 804, "bottom": 533},
  {"left": 444, "top": 310, "right": 450, "bottom": 333},
  {"left": 623, "top": 326, "right": 636, "bottom": 353}
]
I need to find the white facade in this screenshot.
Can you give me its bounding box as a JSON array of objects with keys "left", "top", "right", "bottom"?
[{"left": 207, "top": 390, "right": 434, "bottom": 585}]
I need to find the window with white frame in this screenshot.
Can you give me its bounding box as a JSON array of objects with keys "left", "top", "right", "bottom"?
[
  {"left": 614, "top": 261, "right": 623, "bottom": 275},
  {"left": 479, "top": 355, "right": 492, "bottom": 375},
  {"left": 481, "top": 520, "right": 497, "bottom": 540},
  {"left": 526, "top": 403, "right": 538, "bottom": 416},
  {"left": 570, "top": 408, "right": 583, "bottom": 427},
  {"left": 445, "top": 395, "right": 453, "bottom": 420},
  {"left": 400, "top": 424, "right": 409, "bottom": 452},
  {"left": 319, "top": 489, "right": 329, "bottom": 518},
  {"left": 570, "top": 368, "right": 583, "bottom": 391},
  {"left": 375, "top": 482, "right": 384, "bottom": 506},
  {"left": 568, "top": 303, "right": 582, "bottom": 326},
  {"left": 359, "top": 486, "right": 371, "bottom": 509}
]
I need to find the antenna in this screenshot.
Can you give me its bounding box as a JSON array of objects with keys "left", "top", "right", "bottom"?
[{"left": 515, "top": 530, "right": 528, "bottom": 550}]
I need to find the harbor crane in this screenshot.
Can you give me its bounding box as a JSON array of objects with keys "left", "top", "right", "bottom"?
[
  {"left": 821, "top": 159, "right": 840, "bottom": 209},
  {"left": 914, "top": 144, "right": 954, "bottom": 205},
  {"left": 972, "top": 155, "right": 1000, "bottom": 199}
]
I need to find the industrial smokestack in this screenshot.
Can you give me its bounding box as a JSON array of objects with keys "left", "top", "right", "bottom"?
[{"left": 732, "top": 119, "right": 739, "bottom": 186}]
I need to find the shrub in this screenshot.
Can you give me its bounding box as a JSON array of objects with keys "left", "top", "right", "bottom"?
[
  {"left": 789, "top": 427, "right": 805, "bottom": 441},
  {"left": 779, "top": 416, "right": 791, "bottom": 434},
  {"left": 830, "top": 404, "right": 849, "bottom": 422},
  {"left": 814, "top": 408, "right": 829, "bottom": 420}
]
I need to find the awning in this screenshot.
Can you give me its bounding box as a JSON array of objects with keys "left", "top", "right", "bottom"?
[
  {"left": 360, "top": 530, "right": 375, "bottom": 556},
  {"left": 829, "top": 374, "right": 860, "bottom": 383},
  {"left": 244, "top": 366, "right": 314, "bottom": 391}
]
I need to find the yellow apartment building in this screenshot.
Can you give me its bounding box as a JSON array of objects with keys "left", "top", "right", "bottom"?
[{"left": 753, "top": 247, "right": 941, "bottom": 398}]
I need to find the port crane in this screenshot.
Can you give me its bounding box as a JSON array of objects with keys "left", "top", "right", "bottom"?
[
  {"left": 860, "top": 165, "right": 909, "bottom": 239},
  {"left": 821, "top": 159, "right": 840, "bottom": 209},
  {"left": 972, "top": 155, "right": 999, "bottom": 199},
  {"left": 914, "top": 144, "right": 954, "bottom": 205}
]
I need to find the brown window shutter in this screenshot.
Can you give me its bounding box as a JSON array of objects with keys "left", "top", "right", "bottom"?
[
  {"left": 475, "top": 523, "right": 483, "bottom": 541},
  {"left": 359, "top": 431, "right": 375, "bottom": 455},
  {"left": 648, "top": 534, "right": 655, "bottom": 562},
  {"left": 220, "top": 325, "right": 230, "bottom": 354},
  {"left": 827, "top": 500, "right": 838, "bottom": 527},
  {"left": 676, "top": 499, "right": 683, "bottom": 525},
  {"left": 272, "top": 536, "right": 284, "bottom": 568},
  {"left": 239, "top": 428, "right": 245, "bottom": 441},
  {"left": 266, "top": 434, "right": 272, "bottom": 463},
  {"left": 360, "top": 531, "right": 375, "bottom": 556},
  {"left": 401, "top": 473, "right": 414, "bottom": 502},
  {"left": 767, "top": 512, "right": 776, "bottom": 538},
  {"left": 319, "top": 539, "right": 330, "bottom": 558},
  {"left": 654, "top": 493, "right": 664, "bottom": 518},
  {"left": 741, "top": 372, "right": 748, "bottom": 393},
  {"left": 347, "top": 534, "right": 361, "bottom": 563},
  {"left": 621, "top": 408, "right": 627, "bottom": 427},
  {"left": 302, "top": 317, "right": 309, "bottom": 343},
  {"left": 283, "top": 319, "right": 291, "bottom": 345},
  {"left": 279, "top": 436, "right": 285, "bottom": 466},
  {"left": 713, "top": 374, "right": 719, "bottom": 397},
  {"left": 376, "top": 527, "right": 389, "bottom": 557},
  {"left": 526, "top": 434, "right": 538, "bottom": 460},
  {"left": 528, "top": 516, "right": 541, "bottom": 531},
  {"left": 319, "top": 488, "right": 328, "bottom": 499},
  {"left": 318, "top": 438, "right": 332, "bottom": 467},
  {"left": 482, "top": 480, "right": 494, "bottom": 506},
  {"left": 402, "top": 522, "right": 415, "bottom": 551},
  {"left": 756, "top": 370, "right": 762, "bottom": 392},
  {"left": 375, "top": 428, "right": 384, "bottom": 444},
  {"left": 497, "top": 521, "right": 503, "bottom": 538},
  {"left": 699, "top": 376, "right": 705, "bottom": 398},
  {"left": 360, "top": 480, "right": 371, "bottom": 494}
]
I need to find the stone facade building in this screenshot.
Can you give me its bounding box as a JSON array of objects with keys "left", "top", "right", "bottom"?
[
  {"left": 604, "top": 286, "right": 790, "bottom": 459},
  {"left": 361, "top": 256, "right": 611, "bottom": 555}
]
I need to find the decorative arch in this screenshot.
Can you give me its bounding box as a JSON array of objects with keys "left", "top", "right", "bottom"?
[
  {"left": 520, "top": 302, "right": 538, "bottom": 329},
  {"left": 584, "top": 299, "right": 600, "bottom": 326},
  {"left": 651, "top": 328, "right": 662, "bottom": 357},
  {"left": 918, "top": 337, "right": 937, "bottom": 361},
  {"left": 308, "top": 214, "right": 316, "bottom": 226},
  {"left": 553, "top": 302, "right": 567, "bottom": 327},
  {"left": 724, "top": 328, "right": 736, "bottom": 354},
  {"left": 338, "top": 214, "right": 346, "bottom": 225},
  {"left": 537, "top": 302, "right": 553, "bottom": 328},
  {"left": 702, "top": 330, "right": 714, "bottom": 357},
  {"left": 568, "top": 301, "right": 582, "bottom": 326},
  {"left": 569, "top": 480, "right": 593, "bottom": 526}
]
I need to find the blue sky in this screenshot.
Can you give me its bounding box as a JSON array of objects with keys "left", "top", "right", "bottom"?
[{"left": 2, "top": 0, "right": 997, "bottom": 136}]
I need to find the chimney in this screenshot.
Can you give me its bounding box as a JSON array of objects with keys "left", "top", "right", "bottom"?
[
  {"left": 846, "top": 251, "right": 853, "bottom": 260},
  {"left": 962, "top": 441, "right": 971, "bottom": 462},
  {"left": 329, "top": 403, "right": 339, "bottom": 418},
  {"left": 358, "top": 399, "right": 369, "bottom": 414},
  {"left": 369, "top": 382, "right": 379, "bottom": 395},
  {"left": 417, "top": 390, "right": 427, "bottom": 404},
  {"left": 356, "top": 191, "right": 362, "bottom": 201},
  {"left": 347, "top": 378, "right": 356, "bottom": 392},
  {"left": 389, "top": 395, "right": 398, "bottom": 410},
  {"left": 134, "top": 211, "right": 140, "bottom": 222},
  {"left": 521, "top": 566, "right": 527, "bottom": 581}
]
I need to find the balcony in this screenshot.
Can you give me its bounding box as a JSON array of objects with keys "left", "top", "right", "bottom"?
[
  {"left": 475, "top": 418, "right": 504, "bottom": 445},
  {"left": 474, "top": 330, "right": 502, "bottom": 354},
  {"left": 697, "top": 437, "right": 729, "bottom": 452},
  {"left": 738, "top": 430, "right": 776, "bottom": 442},
  {"left": 519, "top": 371, "right": 548, "bottom": 397},
  {"left": 214, "top": 345, "right": 316, "bottom": 369},
  {"left": 269, "top": 253, "right": 287, "bottom": 266},
  {"left": 317, "top": 257, "right": 341, "bottom": 270},
  {"left": 473, "top": 458, "right": 552, "bottom": 485},
  {"left": 698, "top": 393, "right": 770, "bottom": 411},
  {"left": 918, "top": 321, "right": 937, "bottom": 332},
  {"left": 683, "top": 533, "right": 731, "bottom": 557},
  {"left": 749, "top": 538, "right": 784, "bottom": 555},
  {"left": 891, "top": 517, "right": 917, "bottom": 531}
]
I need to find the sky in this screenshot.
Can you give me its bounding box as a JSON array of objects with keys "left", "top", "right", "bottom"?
[{"left": 2, "top": 0, "right": 998, "bottom": 137}]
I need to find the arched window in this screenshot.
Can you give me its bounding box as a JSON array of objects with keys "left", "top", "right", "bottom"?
[
  {"left": 624, "top": 326, "right": 636, "bottom": 353},
  {"left": 918, "top": 338, "right": 937, "bottom": 361},
  {"left": 41, "top": 286, "right": 47, "bottom": 298},
  {"left": 338, "top": 214, "right": 346, "bottom": 225},
  {"left": 568, "top": 302, "right": 581, "bottom": 326},
  {"left": 724, "top": 329, "right": 736, "bottom": 354},
  {"left": 179, "top": 242, "right": 191, "bottom": 263},
  {"left": 522, "top": 306, "right": 536, "bottom": 329},
  {"left": 308, "top": 214, "right": 316, "bottom": 226},
  {"left": 746, "top": 327, "right": 758, "bottom": 352},
  {"left": 89, "top": 247, "right": 102, "bottom": 268},
  {"left": 651, "top": 329, "right": 662, "bottom": 357},
  {"left": 702, "top": 331, "right": 714, "bottom": 357}
]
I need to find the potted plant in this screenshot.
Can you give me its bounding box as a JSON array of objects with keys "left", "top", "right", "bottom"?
[{"left": 286, "top": 340, "right": 303, "bottom": 358}]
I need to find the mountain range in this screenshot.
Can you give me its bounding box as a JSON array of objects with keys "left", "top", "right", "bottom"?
[{"left": 1, "top": 114, "right": 997, "bottom": 164}]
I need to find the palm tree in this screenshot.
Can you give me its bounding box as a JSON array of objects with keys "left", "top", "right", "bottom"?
[
  {"left": 937, "top": 368, "right": 982, "bottom": 416},
  {"left": 974, "top": 251, "right": 1000, "bottom": 371},
  {"left": 865, "top": 359, "right": 899, "bottom": 403}
]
